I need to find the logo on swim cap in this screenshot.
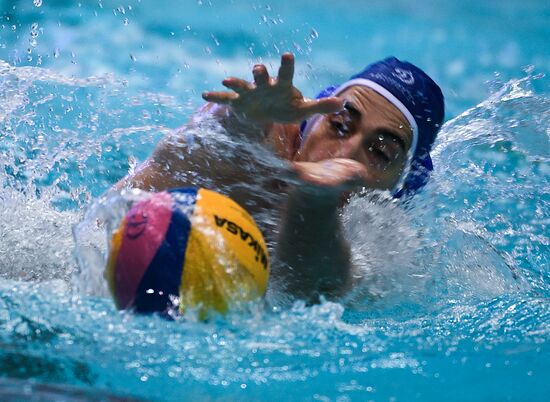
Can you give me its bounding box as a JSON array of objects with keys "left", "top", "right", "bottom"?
[{"left": 392, "top": 68, "right": 415, "bottom": 85}]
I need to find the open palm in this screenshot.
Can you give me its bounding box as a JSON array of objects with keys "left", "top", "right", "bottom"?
[{"left": 202, "top": 53, "right": 343, "bottom": 124}]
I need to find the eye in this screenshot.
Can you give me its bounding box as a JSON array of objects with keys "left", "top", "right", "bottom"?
[
  {"left": 330, "top": 118, "right": 349, "bottom": 136},
  {"left": 329, "top": 116, "right": 349, "bottom": 137},
  {"left": 329, "top": 108, "right": 353, "bottom": 137},
  {"left": 365, "top": 140, "right": 394, "bottom": 168},
  {"left": 372, "top": 145, "right": 391, "bottom": 162}
]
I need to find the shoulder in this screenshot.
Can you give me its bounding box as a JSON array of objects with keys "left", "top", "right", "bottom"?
[{"left": 265, "top": 123, "right": 301, "bottom": 160}]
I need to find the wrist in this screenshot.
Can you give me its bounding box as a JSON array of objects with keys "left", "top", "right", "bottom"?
[
  {"left": 228, "top": 107, "right": 264, "bottom": 130},
  {"left": 210, "top": 103, "right": 268, "bottom": 140},
  {"left": 288, "top": 184, "right": 342, "bottom": 210}
]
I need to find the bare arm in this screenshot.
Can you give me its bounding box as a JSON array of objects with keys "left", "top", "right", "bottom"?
[
  {"left": 113, "top": 103, "right": 258, "bottom": 192},
  {"left": 116, "top": 52, "right": 359, "bottom": 302},
  {"left": 276, "top": 189, "right": 351, "bottom": 301},
  {"left": 116, "top": 53, "right": 341, "bottom": 192},
  {"left": 275, "top": 159, "right": 370, "bottom": 302}
]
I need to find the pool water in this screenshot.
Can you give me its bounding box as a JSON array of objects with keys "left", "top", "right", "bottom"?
[{"left": 0, "top": 0, "right": 549, "bottom": 401}]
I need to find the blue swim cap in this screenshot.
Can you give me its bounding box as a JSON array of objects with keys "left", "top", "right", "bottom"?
[{"left": 301, "top": 57, "right": 444, "bottom": 198}]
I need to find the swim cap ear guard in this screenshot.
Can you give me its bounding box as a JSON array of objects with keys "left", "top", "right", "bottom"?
[{"left": 300, "top": 57, "right": 444, "bottom": 198}]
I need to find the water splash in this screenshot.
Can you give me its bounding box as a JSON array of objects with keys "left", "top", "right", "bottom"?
[
  {"left": 430, "top": 72, "right": 549, "bottom": 296},
  {"left": 0, "top": 61, "right": 194, "bottom": 284},
  {"left": 0, "top": 33, "right": 548, "bottom": 402},
  {"left": 0, "top": 278, "right": 547, "bottom": 401}
]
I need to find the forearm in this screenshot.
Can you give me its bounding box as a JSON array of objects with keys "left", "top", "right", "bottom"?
[
  {"left": 206, "top": 102, "right": 299, "bottom": 158},
  {"left": 114, "top": 103, "right": 294, "bottom": 195},
  {"left": 275, "top": 188, "right": 352, "bottom": 302},
  {"left": 207, "top": 103, "right": 267, "bottom": 142}
]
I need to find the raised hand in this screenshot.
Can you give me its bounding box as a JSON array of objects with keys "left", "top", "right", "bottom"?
[
  {"left": 202, "top": 53, "right": 343, "bottom": 125},
  {"left": 291, "top": 158, "right": 369, "bottom": 197}
]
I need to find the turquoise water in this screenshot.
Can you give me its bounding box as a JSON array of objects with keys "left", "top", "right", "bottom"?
[{"left": 1, "top": 0, "right": 549, "bottom": 401}]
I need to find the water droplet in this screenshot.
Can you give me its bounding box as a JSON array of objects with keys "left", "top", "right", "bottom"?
[
  {"left": 184, "top": 25, "right": 191, "bottom": 31},
  {"left": 310, "top": 28, "right": 319, "bottom": 39},
  {"left": 123, "top": 18, "right": 129, "bottom": 25},
  {"left": 292, "top": 42, "right": 303, "bottom": 54},
  {"left": 129, "top": 53, "right": 137, "bottom": 62},
  {"left": 33, "top": 0, "right": 42, "bottom": 7},
  {"left": 116, "top": 5, "right": 126, "bottom": 14},
  {"left": 204, "top": 46, "right": 211, "bottom": 55},
  {"left": 53, "top": 48, "right": 60, "bottom": 58}
]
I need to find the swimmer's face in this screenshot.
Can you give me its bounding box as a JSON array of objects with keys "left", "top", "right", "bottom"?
[{"left": 295, "top": 86, "right": 413, "bottom": 190}]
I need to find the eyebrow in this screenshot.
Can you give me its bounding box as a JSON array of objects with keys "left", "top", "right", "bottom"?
[{"left": 343, "top": 101, "right": 362, "bottom": 118}]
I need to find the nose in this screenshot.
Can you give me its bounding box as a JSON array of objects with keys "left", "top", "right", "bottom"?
[{"left": 333, "top": 135, "right": 363, "bottom": 160}]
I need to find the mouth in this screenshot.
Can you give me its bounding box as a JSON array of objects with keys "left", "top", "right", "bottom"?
[{"left": 126, "top": 212, "right": 148, "bottom": 239}]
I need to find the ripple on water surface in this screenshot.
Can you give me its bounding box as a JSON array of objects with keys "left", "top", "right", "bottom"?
[{"left": 0, "top": 4, "right": 549, "bottom": 399}]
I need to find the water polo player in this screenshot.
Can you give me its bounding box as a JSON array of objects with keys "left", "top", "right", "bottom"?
[{"left": 117, "top": 53, "right": 444, "bottom": 302}]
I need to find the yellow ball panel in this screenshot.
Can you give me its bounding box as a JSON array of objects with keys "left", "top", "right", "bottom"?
[{"left": 193, "top": 188, "right": 270, "bottom": 291}]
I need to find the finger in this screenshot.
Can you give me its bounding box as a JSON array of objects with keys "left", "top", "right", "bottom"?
[
  {"left": 291, "top": 161, "right": 346, "bottom": 189},
  {"left": 222, "top": 77, "right": 252, "bottom": 94},
  {"left": 292, "top": 159, "right": 368, "bottom": 188},
  {"left": 299, "top": 97, "right": 344, "bottom": 117},
  {"left": 277, "top": 52, "right": 294, "bottom": 85},
  {"left": 252, "top": 64, "right": 270, "bottom": 87},
  {"left": 202, "top": 91, "right": 239, "bottom": 104}
]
